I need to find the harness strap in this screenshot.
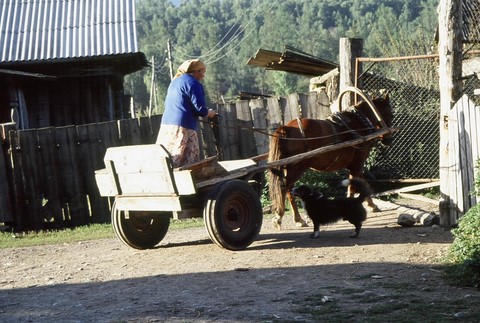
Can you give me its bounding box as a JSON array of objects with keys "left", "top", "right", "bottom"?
[{"left": 296, "top": 118, "right": 306, "bottom": 138}]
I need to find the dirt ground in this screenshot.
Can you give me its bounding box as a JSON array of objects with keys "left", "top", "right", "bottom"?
[{"left": 1, "top": 198, "right": 480, "bottom": 323}]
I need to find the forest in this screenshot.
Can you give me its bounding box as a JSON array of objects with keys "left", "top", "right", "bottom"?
[{"left": 127, "top": 0, "right": 439, "bottom": 114}]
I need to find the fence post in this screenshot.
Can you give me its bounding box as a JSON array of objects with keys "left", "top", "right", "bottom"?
[
  {"left": 438, "top": 0, "right": 463, "bottom": 226},
  {"left": 339, "top": 37, "right": 363, "bottom": 107}
]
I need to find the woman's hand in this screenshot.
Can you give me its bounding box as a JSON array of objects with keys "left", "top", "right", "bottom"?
[{"left": 207, "top": 109, "right": 217, "bottom": 118}]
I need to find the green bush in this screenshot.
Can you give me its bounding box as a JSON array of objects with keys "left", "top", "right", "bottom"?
[{"left": 443, "top": 201, "right": 480, "bottom": 287}]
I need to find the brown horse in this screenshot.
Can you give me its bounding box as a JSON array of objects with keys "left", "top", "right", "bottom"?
[{"left": 267, "top": 93, "right": 394, "bottom": 229}]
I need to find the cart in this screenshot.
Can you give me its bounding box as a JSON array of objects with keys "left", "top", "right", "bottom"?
[
  {"left": 95, "top": 144, "right": 267, "bottom": 251},
  {"left": 94, "top": 126, "right": 398, "bottom": 251}
]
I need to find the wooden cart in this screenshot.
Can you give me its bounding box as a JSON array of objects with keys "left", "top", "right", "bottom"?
[
  {"left": 95, "top": 144, "right": 266, "bottom": 251},
  {"left": 95, "top": 127, "right": 398, "bottom": 251}
]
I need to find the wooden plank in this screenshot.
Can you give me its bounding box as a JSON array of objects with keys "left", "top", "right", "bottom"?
[
  {"left": 97, "top": 120, "right": 121, "bottom": 153},
  {"left": 285, "top": 93, "right": 301, "bottom": 122},
  {"left": 104, "top": 144, "right": 172, "bottom": 173},
  {"left": 115, "top": 195, "right": 182, "bottom": 211},
  {"left": 37, "top": 127, "right": 63, "bottom": 228},
  {"left": 236, "top": 100, "right": 256, "bottom": 158},
  {"left": 103, "top": 144, "right": 189, "bottom": 196},
  {"left": 95, "top": 169, "right": 118, "bottom": 197},
  {"left": 375, "top": 181, "right": 440, "bottom": 197},
  {"left": 448, "top": 102, "right": 461, "bottom": 221},
  {"left": 138, "top": 116, "right": 155, "bottom": 144},
  {"left": 339, "top": 38, "right": 363, "bottom": 107},
  {"left": 249, "top": 98, "right": 269, "bottom": 155},
  {"left": 196, "top": 169, "right": 251, "bottom": 189},
  {"left": 438, "top": 0, "right": 463, "bottom": 226},
  {"left": 199, "top": 115, "right": 217, "bottom": 158},
  {"left": 298, "top": 93, "right": 309, "bottom": 118},
  {"left": 55, "top": 126, "right": 89, "bottom": 226},
  {"left": 8, "top": 130, "right": 26, "bottom": 230},
  {"left": 224, "top": 102, "right": 240, "bottom": 160},
  {"left": 0, "top": 137, "right": 13, "bottom": 223},
  {"left": 19, "top": 130, "right": 43, "bottom": 229},
  {"left": 459, "top": 97, "right": 475, "bottom": 210},
  {"left": 173, "top": 170, "right": 196, "bottom": 195},
  {"left": 217, "top": 103, "right": 230, "bottom": 159},
  {"left": 312, "top": 90, "right": 332, "bottom": 120},
  {"left": 266, "top": 97, "right": 284, "bottom": 131},
  {"left": 117, "top": 173, "right": 177, "bottom": 195},
  {"left": 398, "top": 193, "right": 439, "bottom": 205},
  {"left": 218, "top": 159, "right": 257, "bottom": 172},
  {"left": 77, "top": 123, "right": 110, "bottom": 223}
]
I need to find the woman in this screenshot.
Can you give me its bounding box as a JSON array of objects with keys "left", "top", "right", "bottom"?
[{"left": 156, "top": 59, "right": 216, "bottom": 167}]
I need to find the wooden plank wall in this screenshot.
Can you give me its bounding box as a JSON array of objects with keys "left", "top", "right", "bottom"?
[
  {"left": 0, "top": 91, "right": 331, "bottom": 231},
  {"left": 447, "top": 94, "right": 480, "bottom": 223}
]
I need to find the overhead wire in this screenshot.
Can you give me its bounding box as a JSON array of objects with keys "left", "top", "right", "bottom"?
[
  {"left": 173, "top": 0, "right": 277, "bottom": 65},
  {"left": 172, "top": 0, "right": 263, "bottom": 62}
]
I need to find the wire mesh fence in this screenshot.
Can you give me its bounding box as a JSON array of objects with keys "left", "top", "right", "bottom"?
[
  {"left": 359, "top": 56, "right": 441, "bottom": 180},
  {"left": 359, "top": 44, "right": 480, "bottom": 181}
]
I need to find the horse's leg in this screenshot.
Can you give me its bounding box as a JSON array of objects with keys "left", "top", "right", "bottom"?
[
  {"left": 286, "top": 191, "right": 308, "bottom": 227},
  {"left": 348, "top": 173, "right": 380, "bottom": 212},
  {"left": 272, "top": 211, "right": 283, "bottom": 230}
]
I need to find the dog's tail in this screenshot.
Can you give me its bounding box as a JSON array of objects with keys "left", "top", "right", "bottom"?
[{"left": 341, "top": 178, "right": 372, "bottom": 201}]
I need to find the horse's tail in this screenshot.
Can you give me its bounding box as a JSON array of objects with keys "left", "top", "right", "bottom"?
[{"left": 268, "top": 126, "right": 287, "bottom": 215}]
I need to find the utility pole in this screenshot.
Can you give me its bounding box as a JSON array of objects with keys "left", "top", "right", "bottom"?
[
  {"left": 167, "top": 39, "right": 174, "bottom": 80},
  {"left": 149, "top": 56, "right": 155, "bottom": 117}
]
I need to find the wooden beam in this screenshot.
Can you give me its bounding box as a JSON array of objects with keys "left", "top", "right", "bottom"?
[
  {"left": 339, "top": 38, "right": 363, "bottom": 107},
  {"left": 438, "top": 0, "right": 464, "bottom": 226},
  {"left": 398, "top": 193, "right": 439, "bottom": 205},
  {"left": 375, "top": 181, "right": 440, "bottom": 197}
]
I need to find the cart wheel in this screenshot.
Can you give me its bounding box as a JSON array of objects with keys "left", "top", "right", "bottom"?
[
  {"left": 111, "top": 202, "right": 170, "bottom": 249},
  {"left": 204, "top": 180, "right": 263, "bottom": 250}
]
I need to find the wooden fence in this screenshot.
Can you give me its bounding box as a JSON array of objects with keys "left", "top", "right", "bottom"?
[
  {"left": 447, "top": 94, "right": 480, "bottom": 223},
  {"left": 0, "top": 91, "right": 331, "bottom": 231}
]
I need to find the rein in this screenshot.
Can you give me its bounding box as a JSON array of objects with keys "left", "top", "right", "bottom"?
[
  {"left": 200, "top": 117, "right": 378, "bottom": 142},
  {"left": 202, "top": 87, "right": 388, "bottom": 143}
]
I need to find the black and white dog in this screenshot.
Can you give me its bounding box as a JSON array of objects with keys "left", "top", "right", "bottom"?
[{"left": 290, "top": 178, "right": 372, "bottom": 239}]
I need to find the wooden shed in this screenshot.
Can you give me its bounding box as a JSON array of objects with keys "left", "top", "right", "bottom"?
[
  {"left": 0, "top": 0, "right": 148, "bottom": 129},
  {"left": 0, "top": 0, "right": 148, "bottom": 230}
]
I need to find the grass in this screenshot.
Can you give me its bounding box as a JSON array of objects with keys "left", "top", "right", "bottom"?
[{"left": 0, "top": 217, "right": 204, "bottom": 249}]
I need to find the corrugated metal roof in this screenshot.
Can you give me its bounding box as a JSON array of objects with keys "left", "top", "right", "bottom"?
[{"left": 0, "top": 0, "right": 139, "bottom": 63}]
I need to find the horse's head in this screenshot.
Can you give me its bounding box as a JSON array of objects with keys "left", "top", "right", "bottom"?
[{"left": 357, "top": 92, "right": 394, "bottom": 146}]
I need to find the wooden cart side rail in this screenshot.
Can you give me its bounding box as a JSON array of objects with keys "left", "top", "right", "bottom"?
[{"left": 96, "top": 144, "right": 196, "bottom": 197}]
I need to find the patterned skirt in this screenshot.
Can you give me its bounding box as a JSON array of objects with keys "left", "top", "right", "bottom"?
[{"left": 156, "top": 124, "right": 200, "bottom": 168}]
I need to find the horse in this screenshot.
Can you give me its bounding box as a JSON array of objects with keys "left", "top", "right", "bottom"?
[{"left": 267, "top": 92, "right": 394, "bottom": 229}]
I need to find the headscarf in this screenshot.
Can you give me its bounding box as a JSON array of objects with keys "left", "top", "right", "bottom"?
[{"left": 174, "top": 59, "right": 206, "bottom": 79}]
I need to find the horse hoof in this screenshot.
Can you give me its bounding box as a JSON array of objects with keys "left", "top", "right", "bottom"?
[
  {"left": 295, "top": 220, "right": 309, "bottom": 228},
  {"left": 370, "top": 205, "right": 381, "bottom": 213},
  {"left": 272, "top": 216, "right": 282, "bottom": 230}
]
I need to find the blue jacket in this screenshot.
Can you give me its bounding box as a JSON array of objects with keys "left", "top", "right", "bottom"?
[{"left": 161, "top": 74, "right": 208, "bottom": 130}]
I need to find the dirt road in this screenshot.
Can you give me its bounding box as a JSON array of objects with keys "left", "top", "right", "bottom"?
[{"left": 1, "top": 199, "right": 479, "bottom": 322}]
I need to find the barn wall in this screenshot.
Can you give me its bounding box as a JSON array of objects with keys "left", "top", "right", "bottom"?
[{"left": 4, "top": 75, "right": 128, "bottom": 130}]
